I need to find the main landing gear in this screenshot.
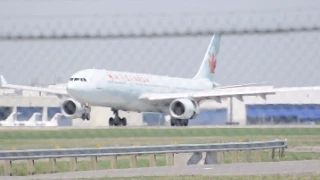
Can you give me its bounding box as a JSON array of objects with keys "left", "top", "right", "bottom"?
[
  {"left": 81, "top": 103, "right": 91, "bottom": 121},
  {"left": 109, "top": 108, "right": 127, "bottom": 126},
  {"left": 170, "top": 117, "right": 189, "bottom": 126}
]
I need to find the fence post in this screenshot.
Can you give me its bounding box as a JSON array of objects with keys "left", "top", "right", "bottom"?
[
  {"left": 70, "top": 157, "right": 78, "bottom": 171},
  {"left": 254, "top": 151, "right": 261, "bottom": 162},
  {"left": 219, "top": 151, "right": 225, "bottom": 164},
  {"left": 49, "top": 158, "right": 57, "bottom": 173},
  {"left": 271, "top": 148, "right": 275, "bottom": 160},
  {"left": 280, "top": 147, "right": 285, "bottom": 158},
  {"left": 149, "top": 154, "right": 157, "bottom": 167},
  {"left": 27, "top": 159, "right": 36, "bottom": 175},
  {"left": 232, "top": 151, "right": 238, "bottom": 163},
  {"left": 166, "top": 153, "right": 174, "bottom": 166},
  {"left": 129, "top": 155, "right": 137, "bottom": 168},
  {"left": 110, "top": 156, "right": 118, "bottom": 169},
  {"left": 4, "top": 160, "right": 12, "bottom": 176},
  {"left": 91, "top": 156, "right": 98, "bottom": 170},
  {"left": 245, "top": 138, "right": 251, "bottom": 162}
]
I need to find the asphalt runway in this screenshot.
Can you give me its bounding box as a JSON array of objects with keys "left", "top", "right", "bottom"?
[{"left": 2, "top": 160, "right": 320, "bottom": 180}]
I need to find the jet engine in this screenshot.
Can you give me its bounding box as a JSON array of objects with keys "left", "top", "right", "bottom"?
[
  {"left": 61, "top": 98, "right": 86, "bottom": 119},
  {"left": 169, "top": 98, "right": 200, "bottom": 119}
]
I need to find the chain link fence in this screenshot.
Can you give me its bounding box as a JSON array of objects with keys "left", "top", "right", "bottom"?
[
  {"left": 0, "top": 10, "right": 319, "bottom": 120},
  {"left": 0, "top": 3, "right": 320, "bottom": 177},
  {"left": 0, "top": 9, "right": 319, "bottom": 128},
  {"left": 0, "top": 10, "right": 319, "bottom": 86}
]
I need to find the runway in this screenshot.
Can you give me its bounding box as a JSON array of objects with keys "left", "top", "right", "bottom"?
[{"left": 2, "top": 160, "right": 320, "bottom": 180}]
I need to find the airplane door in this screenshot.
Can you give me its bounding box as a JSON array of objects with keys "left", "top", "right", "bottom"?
[{"left": 96, "top": 78, "right": 103, "bottom": 90}]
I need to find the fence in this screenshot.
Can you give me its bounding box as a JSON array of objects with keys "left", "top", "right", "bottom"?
[
  {"left": 0, "top": 6, "right": 320, "bottom": 125},
  {"left": 0, "top": 4, "right": 317, "bottom": 176},
  {"left": 1, "top": 139, "right": 287, "bottom": 176}
]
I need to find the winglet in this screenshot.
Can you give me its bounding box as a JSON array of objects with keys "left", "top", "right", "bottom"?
[{"left": 0, "top": 75, "right": 7, "bottom": 86}]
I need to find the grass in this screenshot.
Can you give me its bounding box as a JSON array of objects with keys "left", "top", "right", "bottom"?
[
  {"left": 1, "top": 135, "right": 319, "bottom": 150},
  {"left": 1, "top": 127, "right": 320, "bottom": 150},
  {"left": 76, "top": 174, "right": 320, "bottom": 180},
  {"left": 1, "top": 151, "right": 319, "bottom": 176},
  {"left": 0, "top": 128, "right": 319, "bottom": 139}
]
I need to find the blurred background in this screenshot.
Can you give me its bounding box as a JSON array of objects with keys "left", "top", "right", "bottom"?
[{"left": 0, "top": 0, "right": 319, "bottom": 126}]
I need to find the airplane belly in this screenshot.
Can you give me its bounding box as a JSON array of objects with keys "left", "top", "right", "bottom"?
[
  {"left": 121, "top": 100, "right": 167, "bottom": 113},
  {"left": 88, "top": 91, "right": 128, "bottom": 105},
  {"left": 88, "top": 93, "right": 160, "bottom": 113}
]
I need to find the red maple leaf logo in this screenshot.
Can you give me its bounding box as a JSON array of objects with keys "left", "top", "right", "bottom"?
[{"left": 208, "top": 53, "right": 216, "bottom": 74}]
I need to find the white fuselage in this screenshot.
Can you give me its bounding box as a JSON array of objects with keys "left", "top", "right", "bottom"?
[{"left": 66, "top": 69, "right": 213, "bottom": 113}]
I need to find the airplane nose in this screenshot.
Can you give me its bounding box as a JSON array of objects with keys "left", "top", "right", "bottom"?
[
  {"left": 66, "top": 82, "right": 77, "bottom": 95},
  {"left": 66, "top": 81, "right": 86, "bottom": 97},
  {"left": 66, "top": 82, "right": 73, "bottom": 91}
]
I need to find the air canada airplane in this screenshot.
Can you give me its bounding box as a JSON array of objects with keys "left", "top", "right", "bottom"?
[{"left": 0, "top": 34, "right": 277, "bottom": 126}]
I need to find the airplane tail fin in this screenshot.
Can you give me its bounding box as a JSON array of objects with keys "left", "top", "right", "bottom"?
[
  {"left": 28, "top": 113, "right": 41, "bottom": 125},
  {"left": 2, "top": 112, "right": 19, "bottom": 124},
  {"left": 0, "top": 75, "right": 8, "bottom": 86},
  {"left": 51, "top": 113, "right": 62, "bottom": 121},
  {"left": 7, "top": 112, "right": 19, "bottom": 123},
  {"left": 193, "top": 34, "right": 221, "bottom": 83}
]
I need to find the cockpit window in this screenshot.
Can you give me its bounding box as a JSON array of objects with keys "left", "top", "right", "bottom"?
[{"left": 69, "top": 78, "right": 87, "bottom": 82}]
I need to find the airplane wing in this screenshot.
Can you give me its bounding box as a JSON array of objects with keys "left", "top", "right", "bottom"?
[
  {"left": 0, "top": 75, "right": 68, "bottom": 96},
  {"left": 213, "top": 82, "right": 267, "bottom": 89},
  {"left": 139, "top": 86, "right": 276, "bottom": 104}
]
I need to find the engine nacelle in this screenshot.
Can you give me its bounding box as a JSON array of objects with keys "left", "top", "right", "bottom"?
[
  {"left": 169, "top": 98, "right": 200, "bottom": 119},
  {"left": 60, "top": 98, "right": 86, "bottom": 119}
]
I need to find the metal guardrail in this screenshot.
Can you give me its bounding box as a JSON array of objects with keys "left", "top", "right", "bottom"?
[
  {"left": 0, "top": 139, "right": 287, "bottom": 160},
  {"left": 0, "top": 139, "right": 287, "bottom": 176}
]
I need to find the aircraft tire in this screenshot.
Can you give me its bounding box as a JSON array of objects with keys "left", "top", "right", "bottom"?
[
  {"left": 182, "top": 119, "right": 189, "bottom": 126},
  {"left": 109, "top": 117, "right": 114, "bottom": 126},
  {"left": 170, "top": 118, "right": 176, "bottom": 126},
  {"left": 86, "top": 113, "right": 90, "bottom": 120},
  {"left": 81, "top": 113, "right": 86, "bottom": 121},
  {"left": 121, "top": 117, "right": 127, "bottom": 126},
  {"left": 175, "top": 119, "right": 183, "bottom": 126}
]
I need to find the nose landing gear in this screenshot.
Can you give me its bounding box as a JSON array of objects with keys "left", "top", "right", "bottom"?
[{"left": 109, "top": 108, "right": 127, "bottom": 126}]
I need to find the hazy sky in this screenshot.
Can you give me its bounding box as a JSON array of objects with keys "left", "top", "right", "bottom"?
[{"left": 0, "top": 0, "right": 319, "bottom": 87}]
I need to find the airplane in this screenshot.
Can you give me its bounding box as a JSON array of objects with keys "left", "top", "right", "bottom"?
[
  {"left": 36, "top": 113, "right": 63, "bottom": 127},
  {"left": 0, "top": 34, "right": 277, "bottom": 127},
  {"left": 0, "top": 112, "right": 20, "bottom": 126},
  {"left": 14, "top": 112, "right": 41, "bottom": 126}
]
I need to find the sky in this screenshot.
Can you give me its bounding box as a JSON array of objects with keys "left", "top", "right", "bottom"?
[{"left": 0, "top": 0, "right": 319, "bottom": 87}]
